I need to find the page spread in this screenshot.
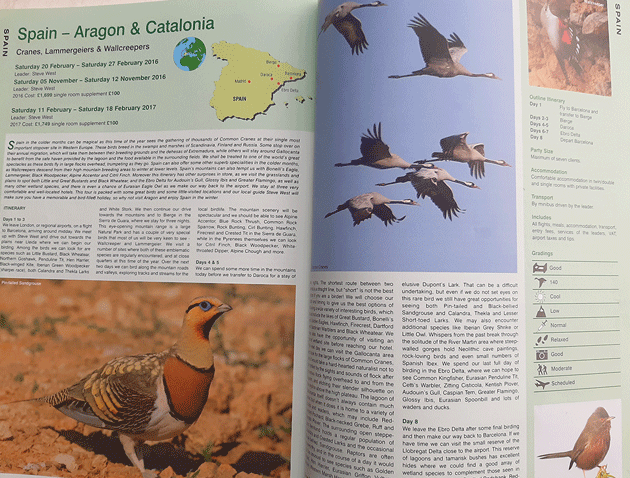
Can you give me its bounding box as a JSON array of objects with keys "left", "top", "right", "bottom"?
[
  {"left": 1, "top": 0, "right": 628, "bottom": 477},
  {"left": 0, "top": 0, "right": 317, "bottom": 476}
]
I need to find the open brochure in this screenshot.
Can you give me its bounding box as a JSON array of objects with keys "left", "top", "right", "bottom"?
[{"left": 0, "top": 0, "right": 624, "bottom": 477}]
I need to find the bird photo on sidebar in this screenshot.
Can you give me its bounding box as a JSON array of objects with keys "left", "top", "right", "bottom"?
[
  {"left": 538, "top": 407, "right": 614, "bottom": 478},
  {"left": 388, "top": 13, "right": 501, "bottom": 80},
  {"left": 539, "top": 0, "right": 582, "bottom": 84},
  {"left": 318, "top": 1, "right": 387, "bottom": 55},
  {"left": 325, "top": 191, "right": 418, "bottom": 226},
  {"left": 526, "top": 0, "right": 611, "bottom": 95},
  {"left": 9, "top": 297, "right": 231, "bottom": 478}
]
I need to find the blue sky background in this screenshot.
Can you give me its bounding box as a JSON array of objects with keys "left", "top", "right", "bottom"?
[{"left": 311, "top": 0, "right": 517, "bottom": 273}]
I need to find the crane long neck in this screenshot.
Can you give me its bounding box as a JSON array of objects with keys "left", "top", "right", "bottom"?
[
  {"left": 454, "top": 179, "right": 478, "bottom": 189},
  {"left": 377, "top": 177, "right": 408, "bottom": 186}
]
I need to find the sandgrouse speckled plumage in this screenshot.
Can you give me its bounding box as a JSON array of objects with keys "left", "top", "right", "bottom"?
[{"left": 19, "top": 296, "right": 231, "bottom": 478}]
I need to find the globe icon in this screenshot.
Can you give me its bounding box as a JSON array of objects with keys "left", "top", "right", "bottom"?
[{"left": 173, "top": 37, "right": 207, "bottom": 71}]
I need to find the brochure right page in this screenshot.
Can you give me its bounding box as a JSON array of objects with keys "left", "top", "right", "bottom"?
[
  {"left": 524, "top": 1, "right": 627, "bottom": 477},
  {"left": 309, "top": 0, "right": 522, "bottom": 476},
  {"left": 308, "top": 0, "right": 628, "bottom": 477}
]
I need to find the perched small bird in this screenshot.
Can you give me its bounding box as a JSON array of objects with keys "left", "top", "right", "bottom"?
[
  {"left": 318, "top": 1, "right": 387, "bottom": 55},
  {"left": 335, "top": 122, "right": 412, "bottom": 169},
  {"left": 325, "top": 191, "right": 418, "bottom": 226},
  {"left": 13, "top": 296, "right": 232, "bottom": 478},
  {"left": 538, "top": 407, "right": 614, "bottom": 478}
]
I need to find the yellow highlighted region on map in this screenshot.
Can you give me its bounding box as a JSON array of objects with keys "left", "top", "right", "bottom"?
[{"left": 210, "top": 41, "right": 306, "bottom": 121}]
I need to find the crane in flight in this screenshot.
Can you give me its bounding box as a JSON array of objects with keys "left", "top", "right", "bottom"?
[
  {"left": 377, "top": 163, "right": 479, "bottom": 220},
  {"left": 389, "top": 13, "right": 500, "bottom": 80},
  {"left": 413, "top": 132, "right": 511, "bottom": 179},
  {"left": 335, "top": 122, "right": 413, "bottom": 169},
  {"left": 318, "top": 1, "right": 387, "bottom": 55},
  {"left": 325, "top": 192, "right": 418, "bottom": 226}
]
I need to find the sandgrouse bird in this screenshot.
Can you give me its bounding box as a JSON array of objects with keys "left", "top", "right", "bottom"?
[{"left": 16, "top": 296, "right": 232, "bottom": 478}]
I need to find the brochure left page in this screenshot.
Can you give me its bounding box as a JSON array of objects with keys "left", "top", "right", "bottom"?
[{"left": 0, "top": 0, "right": 317, "bottom": 477}]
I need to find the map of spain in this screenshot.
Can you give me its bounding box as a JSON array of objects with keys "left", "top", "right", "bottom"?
[{"left": 210, "top": 41, "right": 307, "bottom": 121}]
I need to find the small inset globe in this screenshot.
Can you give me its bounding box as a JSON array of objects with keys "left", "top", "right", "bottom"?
[{"left": 173, "top": 37, "right": 207, "bottom": 71}]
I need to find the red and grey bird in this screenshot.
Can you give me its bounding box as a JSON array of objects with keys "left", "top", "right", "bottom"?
[
  {"left": 540, "top": 1, "right": 582, "bottom": 83},
  {"left": 539, "top": 407, "right": 614, "bottom": 478}
]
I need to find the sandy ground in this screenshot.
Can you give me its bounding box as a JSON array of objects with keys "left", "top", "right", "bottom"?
[
  {"left": 0, "top": 280, "right": 295, "bottom": 478},
  {"left": 527, "top": 0, "right": 611, "bottom": 96}
]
